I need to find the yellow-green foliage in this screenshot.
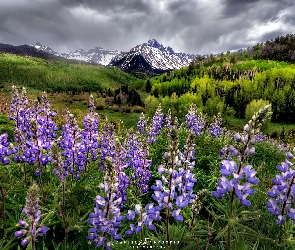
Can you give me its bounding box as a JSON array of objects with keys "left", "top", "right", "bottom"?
[{"left": 149, "top": 59, "right": 295, "bottom": 123}]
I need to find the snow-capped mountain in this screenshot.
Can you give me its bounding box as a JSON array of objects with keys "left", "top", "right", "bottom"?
[
  {"left": 31, "top": 39, "right": 197, "bottom": 75},
  {"left": 109, "top": 39, "right": 197, "bottom": 75},
  {"left": 31, "top": 42, "right": 121, "bottom": 66},
  {"left": 33, "top": 42, "right": 60, "bottom": 57}
]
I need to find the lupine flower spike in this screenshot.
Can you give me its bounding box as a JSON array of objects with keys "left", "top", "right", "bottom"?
[
  {"left": 151, "top": 125, "right": 197, "bottom": 244},
  {"left": 125, "top": 132, "right": 151, "bottom": 195},
  {"left": 125, "top": 203, "right": 160, "bottom": 236},
  {"left": 209, "top": 114, "right": 223, "bottom": 138},
  {"left": 185, "top": 104, "right": 205, "bottom": 136},
  {"left": 87, "top": 159, "right": 124, "bottom": 249},
  {"left": 266, "top": 148, "right": 295, "bottom": 225},
  {"left": 147, "top": 104, "right": 164, "bottom": 144},
  {"left": 14, "top": 183, "right": 49, "bottom": 249},
  {"left": 212, "top": 105, "right": 272, "bottom": 207},
  {"left": 81, "top": 94, "right": 99, "bottom": 172}
]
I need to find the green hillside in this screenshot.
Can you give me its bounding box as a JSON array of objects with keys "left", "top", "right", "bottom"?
[{"left": 0, "top": 53, "right": 144, "bottom": 93}]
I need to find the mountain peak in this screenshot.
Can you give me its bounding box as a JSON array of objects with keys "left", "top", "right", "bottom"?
[{"left": 147, "top": 39, "right": 163, "bottom": 49}]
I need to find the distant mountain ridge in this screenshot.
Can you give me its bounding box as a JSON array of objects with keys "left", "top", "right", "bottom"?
[
  {"left": 0, "top": 43, "right": 62, "bottom": 61},
  {"left": 30, "top": 39, "right": 197, "bottom": 76},
  {"left": 0, "top": 43, "right": 89, "bottom": 64},
  {"left": 0, "top": 40, "right": 198, "bottom": 76},
  {"left": 31, "top": 42, "right": 122, "bottom": 66}
]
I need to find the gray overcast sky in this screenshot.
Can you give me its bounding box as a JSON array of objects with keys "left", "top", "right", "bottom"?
[{"left": 0, "top": 0, "right": 294, "bottom": 55}]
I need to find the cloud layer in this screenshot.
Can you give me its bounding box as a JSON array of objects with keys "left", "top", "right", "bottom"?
[{"left": 0, "top": 0, "right": 294, "bottom": 54}]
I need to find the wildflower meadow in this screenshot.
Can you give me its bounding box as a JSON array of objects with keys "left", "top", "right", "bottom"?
[{"left": 1, "top": 86, "right": 295, "bottom": 250}]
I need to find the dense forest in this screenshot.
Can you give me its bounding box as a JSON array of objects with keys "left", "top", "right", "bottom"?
[{"left": 146, "top": 34, "right": 295, "bottom": 124}]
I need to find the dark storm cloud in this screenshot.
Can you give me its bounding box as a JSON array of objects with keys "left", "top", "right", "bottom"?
[
  {"left": 59, "top": 0, "right": 151, "bottom": 14},
  {"left": 0, "top": 0, "right": 294, "bottom": 55},
  {"left": 222, "top": 0, "right": 261, "bottom": 17}
]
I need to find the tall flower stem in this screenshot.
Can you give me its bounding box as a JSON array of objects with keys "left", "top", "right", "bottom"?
[
  {"left": 0, "top": 186, "right": 5, "bottom": 224},
  {"left": 31, "top": 238, "right": 36, "bottom": 250},
  {"left": 39, "top": 174, "right": 45, "bottom": 201},
  {"left": 165, "top": 128, "right": 178, "bottom": 247},
  {"left": 227, "top": 224, "right": 231, "bottom": 250},
  {"left": 23, "top": 162, "right": 27, "bottom": 186},
  {"left": 166, "top": 174, "right": 172, "bottom": 245},
  {"left": 37, "top": 152, "right": 46, "bottom": 200},
  {"left": 61, "top": 181, "right": 68, "bottom": 250}
]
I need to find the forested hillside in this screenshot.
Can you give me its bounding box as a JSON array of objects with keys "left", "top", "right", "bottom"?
[{"left": 145, "top": 34, "right": 295, "bottom": 124}]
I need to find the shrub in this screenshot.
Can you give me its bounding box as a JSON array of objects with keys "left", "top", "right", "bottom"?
[
  {"left": 270, "top": 130, "right": 279, "bottom": 139},
  {"left": 96, "top": 97, "right": 106, "bottom": 110},
  {"left": 131, "top": 106, "right": 146, "bottom": 113},
  {"left": 122, "top": 106, "right": 132, "bottom": 113},
  {"left": 110, "top": 105, "right": 120, "bottom": 112}
]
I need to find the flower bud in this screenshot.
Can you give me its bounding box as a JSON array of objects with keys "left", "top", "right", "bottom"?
[
  {"left": 18, "top": 220, "right": 29, "bottom": 228},
  {"left": 287, "top": 152, "right": 294, "bottom": 159},
  {"left": 14, "top": 230, "right": 27, "bottom": 238},
  {"left": 234, "top": 133, "right": 241, "bottom": 142},
  {"left": 244, "top": 124, "right": 250, "bottom": 132},
  {"left": 249, "top": 147, "right": 255, "bottom": 155},
  {"left": 21, "top": 238, "right": 30, "bottom": 246}
]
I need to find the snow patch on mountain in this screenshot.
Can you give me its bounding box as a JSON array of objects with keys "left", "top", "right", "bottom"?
[
  {"left": 30, "top": 43, "right": 121, "bottom": 65},
  {"left": 109, "top": 39, "right": 197, "bottom": 72}
]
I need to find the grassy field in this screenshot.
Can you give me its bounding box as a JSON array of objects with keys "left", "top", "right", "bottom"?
[{"left": 0, "top": 53, "right": 144, "bottom": 93}]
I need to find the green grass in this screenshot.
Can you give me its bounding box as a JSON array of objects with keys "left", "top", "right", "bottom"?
[
  {"left": 97, "top": 110, "right": 141, "bottom": 129},
  {"left": 228, "top": 116, "right": 295, "bottom": 135},
  {"left": 0, "top": 53, "right": 144, "bottom": 93}
]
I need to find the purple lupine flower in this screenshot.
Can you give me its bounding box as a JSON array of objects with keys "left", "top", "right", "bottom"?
[
  {"left": 212, "top": 160, "right": 258, "bottom": 206},
  {"left": 51, "top": 143, "right": 68, "bottom": 182},
  {"left": 14, "top": 184, "right": 49, "bottom": 247},
  {"left": 81, "top": 99, "right": 99, "bottom": 166},
  {"left": 147, "top": 104, "right": 164, "bottom": 144},
  {"left": 185, "top": 104, "right": 205, "bottom": 136},
  {"left": 254, "top": 134, "right": 266, "bottom": 142},
  {"left": 137, "top": 112, "right": 147, "bottom": 135},
  {"left": 59, "top": 111, "right": 85, "bottom": 179},
  {"left": 12, "top": 92, "right": 57, "bottom": 176},
  {"left": 88, "top": 94, "right": 96, "bottom": 113},
  {"left": 179, "top": 131, "right": 196, "bottom": 171},
  {"left": 10, "top": 87, "right": 32, "bottom": 164},
  {"left": 165, "top": 109, "right": 173, "bottom": 130},
  {"left": 9, "top": 86, "right": 31, "bottom": 133},
  {"left": 286, "top": 151, "right": 294, "bottom": 160},
  {"left": 98, "top": 121, "right": 116, "bottom": 170},
  {"left": 112, "top": 141, "right": 130, "bottom": 208},
  {"left": 87, "top": 159, "right": 124, "bottom": 249},
  {"left": 25, "top": 115, "right": 55, "bottom": 175},
  {"left": 125, "top": 132, "right": 152, "bottom": 194},
  {"left": 0, "top": 133, "right": 17, "bottom": 164},
  {"left": 151, "top": 127, "right": 197, "bottom": 222},
  {"left": 266, "top": 159, "right": 295, "bottom": 225},
  {"left": 38, "top": 92, "right": 58, "bottom": 143},
  {"left": 212, "top": 105, "right": 272, "bottom": 207},
  {"left": 208, "top": 115, "right": 223, "bottom": 138},
  {"left": 125, "top": 203, "right": 160, "bottom": 236},
  {"left": 219, "top": 147, "right": 228, "bottom": 159}
]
